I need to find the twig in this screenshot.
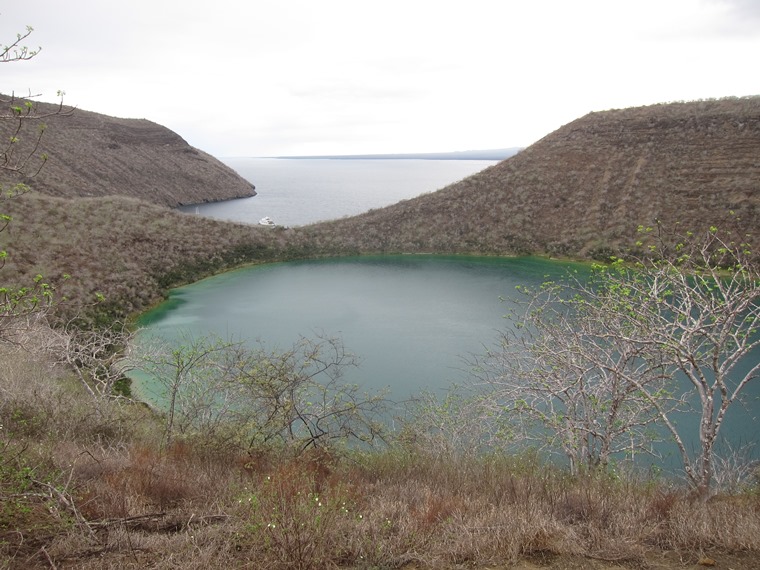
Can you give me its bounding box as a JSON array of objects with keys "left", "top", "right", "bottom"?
[
  {"left": 40, "top": 546, "right": 57, "bottom": 569},
  {"left": 31, "top": 479, "right": 95, "bottom": 539},
  {"left": 87, "top": 511, "right": 230, "bottom": 532},
  {"left": 188, "top": 514, "right": 230, "bottom": 526},
  {"left": 89, "top": 512, "right": 167, "bottom": 529}
]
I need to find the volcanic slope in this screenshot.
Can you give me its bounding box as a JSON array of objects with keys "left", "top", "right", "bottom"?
[
  {"left": 308, "top": 97, "right": 760, "bottom": 258},
  {"left": 0, "top": 96, "right": 255, "bottom": 207}
]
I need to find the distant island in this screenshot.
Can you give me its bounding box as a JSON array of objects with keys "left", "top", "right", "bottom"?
[{"left": 269, "top": 148, "right": 523, "bottom": 160}]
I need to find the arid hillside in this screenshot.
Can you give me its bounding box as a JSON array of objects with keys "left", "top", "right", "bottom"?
[
  {"left": 308, "top": 97, "right": 760, "bottom": 259},
  {"left": 0, "top": 96, "right": 255, "bottom": 207},
  {"left": 0, "top": 192, "right": 301, "bottom": 323}
]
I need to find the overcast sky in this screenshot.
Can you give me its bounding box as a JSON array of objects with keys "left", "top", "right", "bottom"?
[{"left": 2, "top": 0, "right": 758, "bottom": 157}]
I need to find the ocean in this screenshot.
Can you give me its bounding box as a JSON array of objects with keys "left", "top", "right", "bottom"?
[{"left": 180, "top": 157, "right": 498, "bottom": 226}]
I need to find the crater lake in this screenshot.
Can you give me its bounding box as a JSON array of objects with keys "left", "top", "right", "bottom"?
[
  {"left": 133, "top": 255, "right": 582, "bottom": 403},
  {"left": 135, "top": 157, "right": 757, "bottom": 469}
]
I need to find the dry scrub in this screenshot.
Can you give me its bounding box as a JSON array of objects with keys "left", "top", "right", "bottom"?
[{"left": 1, "top": 335, "right": 759, "bottom": 569}]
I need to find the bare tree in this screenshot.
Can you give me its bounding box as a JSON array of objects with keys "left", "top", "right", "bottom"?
[
  {"left": 477, "top": 224, "right": 759, "bottom": 497},
  {"left": 590, "top": 225, "right": 760, "bottom": 498},
  {"left": 136, "top": 332, "right": 389, "bottom": 452},
  {"left": 55, "top": 320, "right": 137, "bottom": 416},
  {"left": 472, "top": 279, "right": 675, "bottom": 474},
  {"left": 230, "top": 334, "right": 388, "bottom": 451}
]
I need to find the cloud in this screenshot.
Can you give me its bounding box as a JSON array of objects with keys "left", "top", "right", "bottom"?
[{"left": 708, "top": 0, "right": 760, "bottom": 34}]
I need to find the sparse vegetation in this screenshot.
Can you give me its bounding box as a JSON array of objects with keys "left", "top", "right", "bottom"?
[
  {"left": 0, "top": 192, "right": 299, "bottom": 324},
  {"left": 0, "top": 96, "right": 255, "bottom": 208}
]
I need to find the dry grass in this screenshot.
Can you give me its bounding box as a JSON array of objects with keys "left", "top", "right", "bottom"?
[
  {"left": 2, "top": 338, "right": 759, "bottom": 569},
  {"left": 3, "top": 330, "right": 757, "bottom": 569}
]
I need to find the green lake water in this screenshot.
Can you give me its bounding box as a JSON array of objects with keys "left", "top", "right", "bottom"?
[
  {"left": 132, "top": 254, "right": 758, "bottom": 468},
  {"left": 134, "top": 255, "right": 582, "bottom": 402}
]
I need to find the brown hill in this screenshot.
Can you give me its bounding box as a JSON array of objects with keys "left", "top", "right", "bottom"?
[
  {"left": 0, "top": 96, "right": 255, "bottom": 207},
  {"left": 308, "top": 97, "right": 760, "bottom": 259},
  {"left": 0, "top": 192, "right": 295, "bottom": 323}
]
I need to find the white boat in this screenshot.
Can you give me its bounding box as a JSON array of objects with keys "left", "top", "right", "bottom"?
[{"left": 258, "top": 216, "right": 276, "bottom": 227}]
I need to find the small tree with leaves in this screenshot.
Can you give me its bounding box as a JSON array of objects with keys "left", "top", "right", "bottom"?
[
  {"left": 134, "top": 332, "right": 239, "bottom": 446},
  {"left": 396, "top": 385, "right": 506, "bottom": 460},
  {"left": 0, "top": 24, "right": 72, "bottom": 343},
  {"left": 2, "top": 25, "right": 71, "bottom": 177},
  {"left": 2, "top": 25, "right": 39, "bottom": 64}
]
